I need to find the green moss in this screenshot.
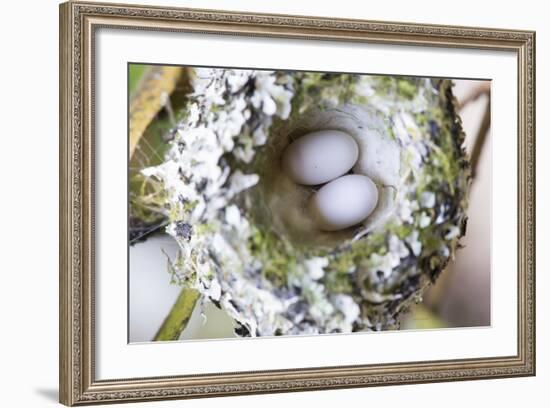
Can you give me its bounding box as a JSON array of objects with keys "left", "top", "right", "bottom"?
[
  {"left": 389, "top": 223, "right": 414, "bottom": 240},
  {"left": 195, "top": 223, "right": 215, "bottom": 235},
  {"left": 396, "top": 79, "right": 417, "bottom": 99},
  {"left": 374, "top": 76, "right": 395, "bottom": 96},
  {"left": 324, "top": 269, "right": 354, "bottom": 294},
  {"left": 291, "top": 72, "right": 359, "bottom": 115},
  {"left": 248, "top": 226, "right": 298, "bottom": 287},
  {"left": 422, "top": 231, "right": 444, "bottom": 252},
  {"left": 325, "top": 250, "right": 356, "bottom": 294}
]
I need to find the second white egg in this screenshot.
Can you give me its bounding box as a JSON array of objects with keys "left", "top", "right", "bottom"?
[
  {"left": 281, "top": 130, "right": 359, "bottom": 185},
  {"left": 308, "top": 174, "right": 379, "bottom": 232}
]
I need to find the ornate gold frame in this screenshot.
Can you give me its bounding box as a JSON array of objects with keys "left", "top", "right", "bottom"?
[{"left": 59, "top": 1, "right": 536, "bottom": 405}]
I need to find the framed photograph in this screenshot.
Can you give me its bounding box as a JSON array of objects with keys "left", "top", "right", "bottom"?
[{"left": 59, "top": 1, "right": 536, "bottom": 405}]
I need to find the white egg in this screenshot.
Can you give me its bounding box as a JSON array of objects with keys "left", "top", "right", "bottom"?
[
  {"left": 308, "top": 175, "right": 379, "bottom": 231},
  {"left": 281, "top": 130, "right": 359, "bottom": 185}
]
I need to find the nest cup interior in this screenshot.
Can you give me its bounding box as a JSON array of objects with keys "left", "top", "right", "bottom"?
[{"left": 249, "top": 104, "right": 400, "bottom": 251}]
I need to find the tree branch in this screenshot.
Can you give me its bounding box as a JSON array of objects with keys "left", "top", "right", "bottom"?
[{"left": 153, "top": 287, "right": 200, "bottom": 341}]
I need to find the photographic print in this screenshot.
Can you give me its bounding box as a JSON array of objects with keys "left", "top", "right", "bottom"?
[
  {"left": 60, "top": 3, "right": 535, "bottom": 404},
  {"left": 128, "top": 65, "right": 491, "bottom": 342}
]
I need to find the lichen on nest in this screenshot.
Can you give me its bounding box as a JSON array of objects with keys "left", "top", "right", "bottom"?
[{"left": 142, "top": 68, "right": 470, "bottom": 337}]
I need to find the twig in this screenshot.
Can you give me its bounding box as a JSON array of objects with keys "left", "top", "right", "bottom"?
[
  {"left": 469, "top": 98, "right": 491, "bottom": 179},
  {"left": 129, "top": 66, "right": 183, "bottom": 159},
  {"left": 153, "top": 288, "right": 200, "bottom": 341},
  {"left": 458, "top": 82, "right": 490, "bottom": 110}
]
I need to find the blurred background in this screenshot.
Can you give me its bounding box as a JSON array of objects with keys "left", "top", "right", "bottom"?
[{"left": 128, "top": 71, "right": 492, "bottom": 342}]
